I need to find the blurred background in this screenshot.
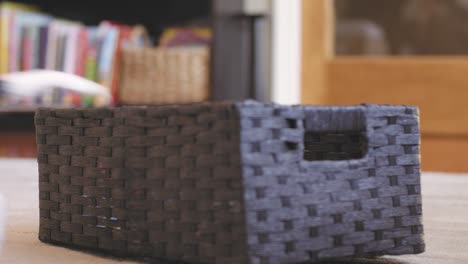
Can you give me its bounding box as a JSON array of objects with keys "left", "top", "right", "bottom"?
[
  {"left": 0, "top": 0, "right": 467, "bottom": 173},
  {"left": 335, "top": 0, "right": 468, "bottom": 55},
  {"left": 304, "top": 0, "right": 468, "bottom": 173}
]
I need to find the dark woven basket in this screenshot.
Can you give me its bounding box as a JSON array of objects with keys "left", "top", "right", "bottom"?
[{"left": 35, "top": 101, "right": 424, "bottom": 264}]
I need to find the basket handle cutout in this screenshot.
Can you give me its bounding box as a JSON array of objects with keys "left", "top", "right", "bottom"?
[{"left": 302, "top": 107, "right": 368, "bottom": 162}]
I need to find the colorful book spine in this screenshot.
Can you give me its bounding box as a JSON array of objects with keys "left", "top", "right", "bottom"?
[
  {"left": 0, "top": 6, "right": 13, "bottom": 74},
  {"left": 108, "top": 22, "right": 132, "bottom": 104},
  {"left": 37, "top": 25, "right": 48, "bottom": 68},
  {"left": 55, "top": 87, "right": 64, "bottom": 105},
  {"left": 85, "top": 27, "right": 98, "bottom": 81},
  {"left": 56, "top": 33, "right": 66, "bottom": 71},
  {"left": 29, "top": 24, "right": 40, "bottom": 69},
  {"left": 97, "top": 22, "right": 119, "bottom": 101},
  {"left": 63, "top": 24, "right": 80, "bottom": 74},
  {"left": 62, "top": 90, "right": 73, "bottom": 106},
  {"left": 81, "top": 94, "right": 94, "bottom": 107},
  {"left": 75, "top": 28, "right": 88, "bottom": 77},
  {"left": 20, "top": 26, "right": 32, "bottom": 70},
  {"left": 8, "top": 11, "right": 24, "bottom": 72},
  {"left": 71, "top": 92, "right": 81, "bottom": 106},
  {"left": 45, "top": 21, "right": 62, "bottom": 70}
]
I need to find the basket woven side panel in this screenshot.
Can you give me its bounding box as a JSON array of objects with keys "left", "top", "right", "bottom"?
[
  {"left": 119, "top": 47, "right": 210, "bottom": 104},
  {"left": 35, "top": 104, "right": 248, "bottom": 263},
  {"left": 237, "top": 102, "right": 424, "bottom": 264}
]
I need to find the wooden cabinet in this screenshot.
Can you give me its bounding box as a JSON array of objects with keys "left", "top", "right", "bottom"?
[{"left": 301, "top": 0, "right": 468, "bottom": 172}]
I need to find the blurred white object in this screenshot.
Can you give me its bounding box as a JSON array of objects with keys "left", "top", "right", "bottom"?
[
  {"left": 0, "top": 70, "right": 111, "bottom": 106},
  {"left": 0, "top": 194, "right": 5, "bottom": 254}
]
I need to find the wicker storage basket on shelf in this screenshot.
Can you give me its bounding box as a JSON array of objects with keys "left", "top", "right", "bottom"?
[
  {"left": 119, "top": 46, "right": 210, "bottom": 105},
  {"left": 35, "top": 101, "right": 424, "bottom": 264}
]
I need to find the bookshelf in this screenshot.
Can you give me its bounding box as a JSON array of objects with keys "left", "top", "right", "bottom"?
[
  {"left": 11, "top": 0, "right": 212, "bottom": 39},
  {"left": 0, "top": 0, "right": 265, "bottom": 158},
  {"left": 0, "top": 0, "right": 212, "bottom": 157},
  {"left": 0, "top": 106, "right": 36, "bottom": 113}
]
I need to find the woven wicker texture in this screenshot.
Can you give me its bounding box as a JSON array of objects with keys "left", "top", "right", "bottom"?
[
  {"left": 238, "top": 102, "right": 424, "bottom": 264},
  {"left": 36, "top": 103, "right": 247, "bottom": 263},
  {"left": 36, "top": 101, "right": 424, "bottom": 264},
  {"left": 119, "top": 47, "right": 210, "bottom": 105}
]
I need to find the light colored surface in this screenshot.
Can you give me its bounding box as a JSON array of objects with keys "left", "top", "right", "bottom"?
[
  {"left": 0, "top": 159, "right": 138, "bottom": 264},
  {"left": 0, "top": 194, "right": 5, "bottom": 253},
  {"left": 0, "top": 158, "right": 467, "bottom": 263},
  {"left": 392, "top": 172, "right": 468, "bottom": 264}
]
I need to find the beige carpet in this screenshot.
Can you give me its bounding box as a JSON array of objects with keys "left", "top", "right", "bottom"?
[{"left": 0, "top": 158, "right": 467, "bottom": 263}]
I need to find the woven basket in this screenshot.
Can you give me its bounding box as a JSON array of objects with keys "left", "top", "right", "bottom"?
[
  {"left": 119, "top": 47, "right": 210, "bottom": 105},
  {"left": 35, "top": 101, "right": 424, "bottom": 263}
]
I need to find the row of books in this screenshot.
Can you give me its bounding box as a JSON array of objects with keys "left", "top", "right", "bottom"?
[{"left": 0, "top": 2, "right": 150, "bottom": 105}]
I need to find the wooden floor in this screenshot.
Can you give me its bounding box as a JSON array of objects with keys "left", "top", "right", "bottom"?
[{"left": 0, "top": 159, "right": 467, "bottom": 263}]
